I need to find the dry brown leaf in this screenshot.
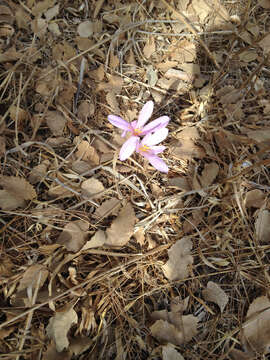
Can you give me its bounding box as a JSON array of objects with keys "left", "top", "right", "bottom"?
[
  {"left": 165, "top": 68, "right": 194, "bottom": 83},
  {"left": 126, "top": 48, "right": 136, "bottom": 65},
  {"left": 57, "top": 220, "right": 89, "bottom": 252},
  {"left": 9, "top": 105, "right": 29, "bottom": 124},
  {"left": 168, "top": 177, "right": 191, "bottom": 191},
  {"left": 162, "top": 238, "right": 193, "bottom": 281},
  {"left": 246, "top": 128, "right": 270, "bottom": 143},
  {"left": 88, "top": 64, "right": 104, "bottom": 81},
  {"left": 77, "top": 100, "right": 95, "bottom": 122},
  {"left": 77, "top": 20, "right": 94, "bottom": 38},
  {"left": 259, "top": 34, "right": 270, "bottom": 53},
  {"left": 157, "top": 77, "right": 189, "bottom": 93},
  {"left": 218, "top": 86, "right": 243, "bottom": 104},
  {"left": 48, "top": 22, "right": 61, "bottom": 36},
  {"left": 143, "top": 36, "right": 155, "bottom": 59},
  {"left": 150, "top": 315, "right": 198, "bottom": 346},
  {"left": 42, "top": 341, "right": 72, "bottom": 360},
  {"left": 202, "top": 281, "right": 228, "bottom": 313},
  {"left": 228, "top": 348, "right": 254, "bottom": 360},
  {"left": 15, "top": 7, "right": 30, "bottom": 29},
  {"left": 156, "top": 60, "right": 178, "bottom": 72},
  {"left": 69, "top": 337, "right": 92, "bottom": 356},
  {"left": 255, "top": 209, "right": 270, "bottom": 243},
  {"left": 45, "top": 111, "right": 66, "bottom": 136},
  {"left": 75, "top": 139, "right": 99, "bottom": 166},
  {"left": 105, "top": 203, "right": 136, "bottom": 247},
  {"left": 245, "top": 189, "right": 265, "bottom": 209},
  {"left": 31, "top": 17, "right": 47, "bottom": 38},
  {"left": 239, "top": 50, "right": 258, "bottom": 62},
  {"left": 200, "top": 162, "right": 219, "bottom": 187},
  {"left": 162, "top": 344, "right": 185, "bottom": 360},
  {"left": 94, "top": 198, "right": 121, "bottom": 219},
  {"left": 72, "top": 161, "right": 93, "bottom": 174},
  {"left": 243, "top": 296, "right": 270, "bottom": 354},
  {"left": 81, "top": 178, "right": 104, "bottom": 199},
  {"left": 97, "top": 74, "right": 123, "bottom": 94},
  {"left": 44, "top": 4, "right": 59, "bottom": 21},
  {"left": 171, "top": 139, "right": 205, "bottom": 160},
  {"left": 188, "top": 0, "right": 230, "bottom": 25},
  {"left": 171, "top": 128, "right": 205, "bottom": 159},
  {"left": 46, "top": 306, "right": 78, "bottom": 352},
  {"left": 81, "top": 230, "right": 106, "bottom": 250},
  {"left": 0, "top": 176, "right": 36, "bottom": 210},
  {"left": 0, "top": 136, "right": 6, "bottom": 157},
  {"left": 169, "top": 40, "right": 196, "bottom": 63},
  {"left": 48, "top": 176, "right": 78, "bottom": 198},
  {"left": 259, "top": 0, "right": 270, "bottom": 9},
  {"left": 46, "top": 137, "right": 71, "bottom": 147},
  {"left": 18, "top": 264, "right": 48, "bottom": 292},
  {"left": 32, "top": 0, "right": 55, "bottom": 16},
  {"left": 134, "top": 228, "right": 145, "bottom": 246},
  {"left": 29, "top": 160, "right": 50, "bottom": 184},
  {"left": 106, "top": 92, "right": 120, "bottom": 113},
  {"left": 0, "top": 4, "right": 14, "bottom": 24},
  {"left": 109, "top": 52, "right": 119, "bottom": 70},
  {"left": 52, "top": 42, "right": 76, "bottom": 63}
]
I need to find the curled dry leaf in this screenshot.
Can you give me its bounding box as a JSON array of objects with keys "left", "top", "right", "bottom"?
[
  {"left": 105, "top": 202, "right": 136, "bottom": 247},
  {"left": 243, "top": 296, "right": 270, "bottom": 354},
  {"left": 162, "top": 344, "right": 185, "bottom": 360},
  {"left": 57, "top": 220, "right": 89, "bottom": 253},
  {"left": 18, "top": 264, "right": 48, "bottom": 292},
  {"left": 150, "top": 315, "right": 198, "bottom": 346},
  {"left": 202, "top": 281, "right": 228, "bottom": 313},
  {"left": 162, "top": 238, "right": 193, "bottom": 281},
  {"left": 75, "top": 139, "right": 100, "bottom": 166},
  {"left": 45, "top": 111, "right": 66, "bottom": 136},
  {"left": 81, "top": 178, "right": 104, "bottom": 199},
  {"left": 46, "top": 306, "right": 78, "bottom": 352},
  {"left": 255, "top": 209, "right": 270, "bottom": 243},
  {"left": 0, "top": 176, "right": 36, "bottom": 210}
]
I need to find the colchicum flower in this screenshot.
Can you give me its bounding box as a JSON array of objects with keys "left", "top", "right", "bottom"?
[
  {"left": 136, "top": 128, "right": 169, "bottom": 173},
  {"left": 108, "top": 101, "right": 169, "bottom": 161}
]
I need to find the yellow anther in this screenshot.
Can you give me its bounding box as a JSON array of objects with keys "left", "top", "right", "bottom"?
[
  {"left": 139, "top": 145, "right": 150, "bottom": 152},
  {"left": 133, "top": 128, "right": 142, "bottom": 136}
]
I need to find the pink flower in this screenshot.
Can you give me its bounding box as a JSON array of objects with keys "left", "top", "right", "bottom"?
[
  {"left": 136, "top": 128, "right": 169, "bottom": 173},
  {"left": 108, "top": 101, "right": 169, "bottom": 160}
]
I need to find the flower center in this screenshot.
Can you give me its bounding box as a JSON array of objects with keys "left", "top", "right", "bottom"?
[
  {"left": 133, "top": 128, "right": 142, "bottom": 136},
  {"left": 139, "top": 145, "right": 150, "bottom": 152}
]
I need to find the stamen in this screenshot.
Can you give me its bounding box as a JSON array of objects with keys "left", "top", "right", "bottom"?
[
  {"left": 133, "top": 128, "right": 142, "bottom": 136},
  {"left": 139, "top": 145, "right": 150, "bottom": 152}
]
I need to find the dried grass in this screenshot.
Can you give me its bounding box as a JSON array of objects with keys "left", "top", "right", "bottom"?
[{"left": 1, "top": 0, "right": 270, "bottom": 359}]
